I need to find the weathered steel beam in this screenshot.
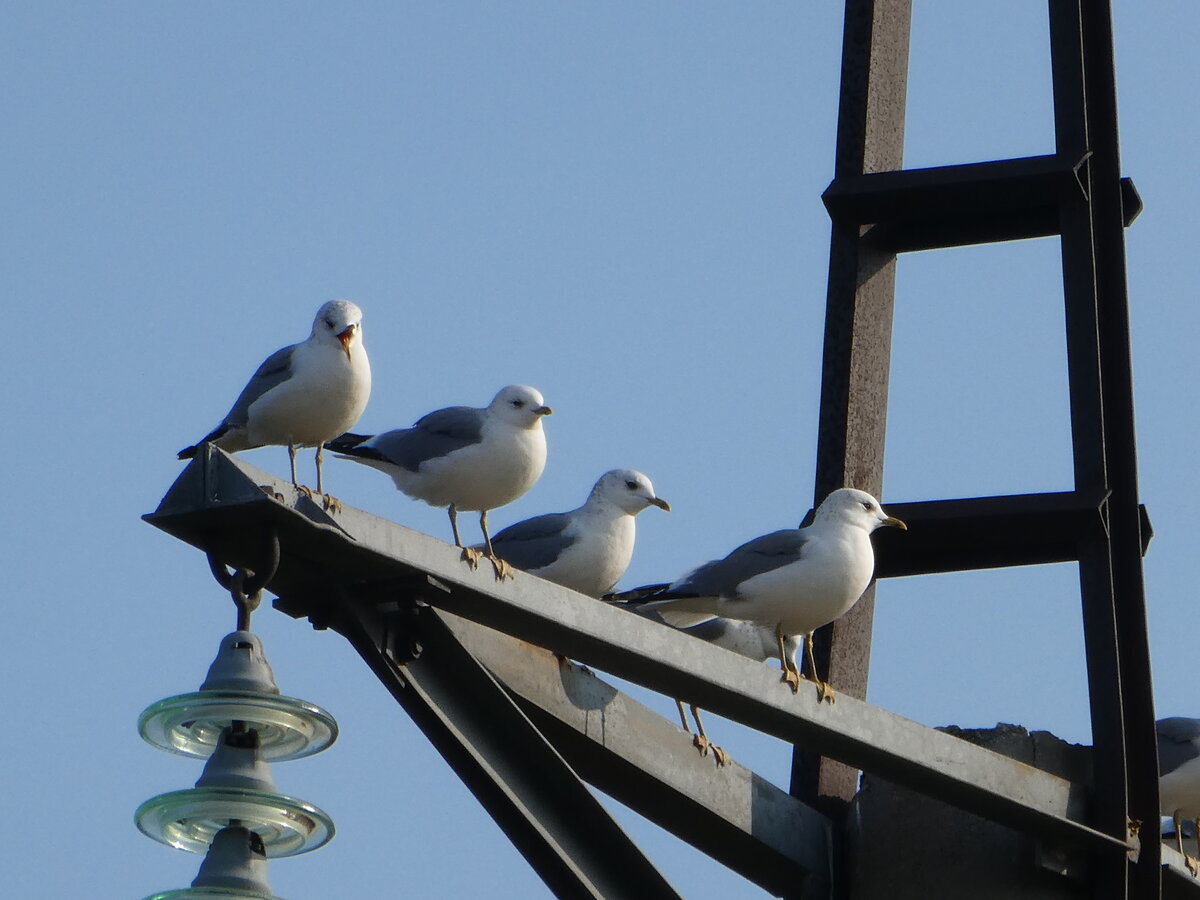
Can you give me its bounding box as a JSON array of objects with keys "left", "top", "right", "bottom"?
[
  {"left": 146, "top": 451, "right": 1132, "bottom": 860},
  {"left": 805, "top": 0, "right": 913, "bottom": 807}
]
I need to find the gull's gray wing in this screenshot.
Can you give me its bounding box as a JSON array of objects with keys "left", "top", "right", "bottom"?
[
  {"left": 490, "top": 513, "right": 577, "bottom": 571},
  {"left": 345, "top": 406, "right": 485, "bottom": 472},
  {"left": 682, "top": 617, "right": 749, "bottom": 645},
  {"left": 179, "top": 344, "right": 297, "bottom": 456},
  {"left": 221, "top": 345, "right": 298, "bottom": 428},
  {"left": 668, "top": 529, "right": 811, "bottom": 600},
  {"left": 618, "top": 603, "right": 777, "bottom": 662},
  {"left": 1158, "top": 717, "right": 1200, "bottom": 776},
  {"left": 682, "top": 617, "right": 782, "bottom": 662}
]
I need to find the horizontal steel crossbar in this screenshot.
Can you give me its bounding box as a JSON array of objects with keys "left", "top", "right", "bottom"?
[
  {"left": 822, "top": 154, "right": 1141, "bottom": 252},
  {"left": 871, "top": 490, "right": 1153, "bottom": 578}
]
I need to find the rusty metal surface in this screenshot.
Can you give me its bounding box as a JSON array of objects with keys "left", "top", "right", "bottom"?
[
  {"left": 808, "top": 2, "right": 1157, "bottom": 895},
  {"left": 801, "top": 0, "right": 913, "bottom": 809}
]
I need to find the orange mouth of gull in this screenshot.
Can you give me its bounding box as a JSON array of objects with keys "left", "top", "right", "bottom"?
[{"left": 337, "top": 326, "right": 356, "bottom": 360}]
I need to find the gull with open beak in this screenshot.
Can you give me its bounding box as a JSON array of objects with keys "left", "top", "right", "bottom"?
[{"left": 178, "top": 299, "right": 372, "bottom": 508}]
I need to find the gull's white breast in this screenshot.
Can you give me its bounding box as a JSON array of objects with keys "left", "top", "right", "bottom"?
[
  {"left": 1162, "top": 755, "right": 1200, "bottom": 817},
  {"left": 246, "top": 339, "right": 371, "bottom": 447},
  {"left": 725, "top": 527, "right": 875, "bottom": 636},
  {"left": 534, "top": 512, "right": 635, "bottom": 598}
]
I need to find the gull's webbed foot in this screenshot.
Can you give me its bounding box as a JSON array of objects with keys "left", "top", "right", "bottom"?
[
  {"left": 781, "top": 668, "right": 801, "bottom": 693},
  {"left": 488, "top": 554, "right": 513, "bottom": 581},
  {"left": 816, "top": 678, "right": 836, "bottom": 704},
  {"left": 687, "top": 706, "right": 730, "bottom": 766},
  {"left": 460, "top": 546, "right": 483, "bottom": 570},
  {"left": 322, "top": 493, "right": 343, "bottom": 513},
  {"left": 693, "top": 731, "right": 731, "bottom": 766}
]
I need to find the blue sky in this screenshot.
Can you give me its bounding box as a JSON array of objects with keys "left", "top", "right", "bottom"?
[{"left": 3, "top": 3, "right": 1198, "bottom": 897}]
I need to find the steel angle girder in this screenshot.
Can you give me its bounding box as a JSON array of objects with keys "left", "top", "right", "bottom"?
[
  {"left": 435, "top": 609, "right": 833, "bottom": 896},
  {"left": 301, "top": 589, "right": 681, "bottom": 900},
  {"left": 146, "top": 451, "right": 1130, "bottom": 859}
]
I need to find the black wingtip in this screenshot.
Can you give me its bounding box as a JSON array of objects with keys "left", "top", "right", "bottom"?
[
  {"left": 602, "top": 583, "right": 673, "bottom": 604},
  {"left": 323, "top": 432, "right": 373, "bottom": 454},
  {"left": 323, "top": 431, "right": 364, "bottom": 451},
  {"left": 179, "top": 423, "right": 232, "bottom": 460}
]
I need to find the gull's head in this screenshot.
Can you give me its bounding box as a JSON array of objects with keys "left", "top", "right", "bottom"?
[
  {"left": 817, "top": 487, "right": 906, "bottom": 533},
  {"left": 592, "top": 469, "right": 671, "bottom": 514},
  {"left": 489, "top": 384, "right": 553, "bottom": 428},
  {"left": 313, "top": 299, "right": 364, "bottom": 361}
]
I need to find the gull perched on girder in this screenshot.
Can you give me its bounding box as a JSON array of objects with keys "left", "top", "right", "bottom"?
[
  {"left": 325, "top": 385, "right": 552, "bottom": 579},
  {"left": 178, "top": 299, "right": 371, "bottom": 508},
  {"left": 637, "top": 487, "right": 905, "bottom": 703},
  {"left": 487, "top": 469, "right": 670, "bottom": 597},
  {"left": 1159, "top": 716, "right": 1200, "bottom": 873}
]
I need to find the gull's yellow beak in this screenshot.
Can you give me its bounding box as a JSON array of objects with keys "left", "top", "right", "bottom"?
[
  {"left": 534, "top": 405, "right": 553, "bottom": 416},
  {"left": 882, "top": 516, "right": 907, "bottom": 530},
  {"left": 650, "top": 497, "right": 671, "bottom": 512}
]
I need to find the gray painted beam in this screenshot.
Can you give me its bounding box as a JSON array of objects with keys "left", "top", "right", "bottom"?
[
  {"left": 435, "top": 609, "right": 832, "bottom": 895},
  {"left": 146, "top": 450, "right": 1131, "bottom": 860},
  {"left": 309, "top": 586, "right": 682, "bottom": 900},
  {"left": 1162, "top": 844, "right": 1200, "bottom": 900}
]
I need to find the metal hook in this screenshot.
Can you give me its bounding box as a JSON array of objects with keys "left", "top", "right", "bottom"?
[{"left": 205, "top": 527, "right": 280, "bottom": 630}]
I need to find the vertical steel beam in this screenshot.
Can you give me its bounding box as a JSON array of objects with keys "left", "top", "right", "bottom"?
[
  {"left": 1078, "top": 2, "right": 1159, "bottom": 895},
  {"left": 1050, "top": 1, "right": 1157, "bottom": 896},
  {"left": 1048, "top": 7, "right": 1130, "bottom": 899},
  {"left": 795, "top": 0, "right": 912, "bottom": 809}
]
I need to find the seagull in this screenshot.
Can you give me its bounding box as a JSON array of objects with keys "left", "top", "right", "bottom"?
[
  {"left": 178, "top": 299, "right": 371, "bottom": 507},
  {"left": 618, "top": 599, "right": 801, "bottom": 765},
  {"left": 488, "top": 469, "right": 669, "bottom": 597},
  {"left": 637, "top": 487, "right": 906, "bottom": 702},
  {"left": 325, "top": 385, "right": 552, "bottom": 578},
  {"left": 1159, "top": 717, "right": 1200, "bottom": 872}
]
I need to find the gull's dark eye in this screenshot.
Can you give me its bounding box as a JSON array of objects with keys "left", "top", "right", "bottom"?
[
  {"left": 511, "top": 399, "right": 525, "bottom": 408},
  {"left": 861, "top": 500, "right": 872, "bottom": 511},
  {"left": 625, "top": 480, "right": 638, "bottom": 491}
]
